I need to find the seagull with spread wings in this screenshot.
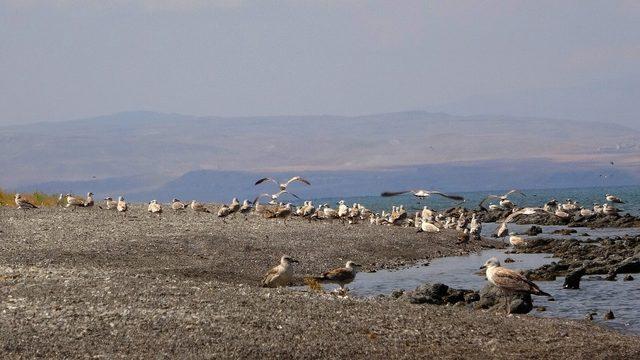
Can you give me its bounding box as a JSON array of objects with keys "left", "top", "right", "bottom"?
[
  {"left": 479, "top": 189, "right": 526, "bottom": 210},
  {"left": 380, "top": 189, "right": 465, "bottom": 202},
  {"left": 494, "top": 207, "right": 546, "bottom": 237},
  {"left": 255, "top": 176, "right": 311, "bottom": 191},
  {"left": 254, "top": 190, "right": 300, "bottom": 205}
]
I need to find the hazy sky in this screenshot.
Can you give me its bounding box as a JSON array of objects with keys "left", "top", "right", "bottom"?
[{"left": 1, "top": 0, "right": 639, "bottom": 125}]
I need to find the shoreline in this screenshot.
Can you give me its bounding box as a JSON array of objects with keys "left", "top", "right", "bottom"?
[{"left": 1, "top": 206, "right": 639, "bottom": 358}]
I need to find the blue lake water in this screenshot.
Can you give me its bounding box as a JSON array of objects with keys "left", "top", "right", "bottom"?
[{"left": 314, "top": 185, "right": 640, "bottom": 216}]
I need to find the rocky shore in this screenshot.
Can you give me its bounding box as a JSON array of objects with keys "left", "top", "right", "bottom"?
[{"left": 1, "top": 206, "right": 639, "bottom": 358}]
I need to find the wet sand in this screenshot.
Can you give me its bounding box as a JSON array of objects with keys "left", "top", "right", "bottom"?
[{"left": 1, "top": 206, "right": 638, "bottom": 358}]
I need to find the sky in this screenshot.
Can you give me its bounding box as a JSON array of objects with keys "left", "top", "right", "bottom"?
[{"left": 1, "top": 0, "right": 639, "bottom": 125}]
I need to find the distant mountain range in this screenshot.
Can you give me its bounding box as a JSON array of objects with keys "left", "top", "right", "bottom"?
[{"left": 1, "top": 110, "right": 639, "bottom": 200}]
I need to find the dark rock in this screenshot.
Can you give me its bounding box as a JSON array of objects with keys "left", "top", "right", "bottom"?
[
  {"left": 525, "top": 226, "right": 543, "bottom": 236},
  {"left": 402, "top": 283, "right": 478, "bottom": 306},
  {"left": 563, "top": 267, "right": 586, "bottom": 289},
  {"left": 615, "top": 257, "right": 640, "bottom": 274},
  {"left": 604, "top": 310, "right": 615, "bottom": 320},
  {"left": 552, "top": 229, "right": 577, "bottom": 235},
  {"left": 464, "top": 292, "right": 480, "bottom": 303},
  {"left": 585, "top": 312, "right": 596, "bottom": 321},
  {"left": 605, "top": 270, "right": 617, "bottom": 281},
  {"left": 390, "top": 289, "right": 405, "bottom": 299},
  {"left": 623, "top": 275, "right": 634, "bottom": 281},
  {"left": 478, "top": 284, "right": 533, "bottom": 314}
]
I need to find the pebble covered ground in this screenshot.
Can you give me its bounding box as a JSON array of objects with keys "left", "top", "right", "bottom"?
[{"left": 1, "top": 205, "right": 639, "bottom": 358}]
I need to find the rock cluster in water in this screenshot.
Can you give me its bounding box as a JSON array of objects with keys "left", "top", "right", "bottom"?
[
  {"left": 513, "top": 235, "right": 640, "bottom": 282},
  {"left": 394, "top": 282, "right": 535, "bottom": 314}
]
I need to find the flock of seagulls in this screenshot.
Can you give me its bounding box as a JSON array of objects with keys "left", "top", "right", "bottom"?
[{"left": 9, "top": 181, "right": 629, "bottom": 313}]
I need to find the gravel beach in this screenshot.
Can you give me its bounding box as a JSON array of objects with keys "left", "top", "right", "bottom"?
[{"left": 1, "top": 206, "right": 639, "bottom": 358}]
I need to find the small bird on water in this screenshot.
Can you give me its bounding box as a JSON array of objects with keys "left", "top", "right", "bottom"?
[
  {"left": 480, "top": 257, "right": 551, "bottom": 314},
  {"left": 261, "top": 255, "right": 299, "bottom": 288}
]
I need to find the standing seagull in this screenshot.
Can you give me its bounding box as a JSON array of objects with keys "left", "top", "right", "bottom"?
[
  {"left": 239, "top": 199, "right": 252, "bottom": 214},
  {"left": 255, "top": 176, "right": 311, "bottom": 191},
  {"left": 65, "top": 194, "right": 85, "bottom": 209},
  {"left": 261, "top": 255, "right": 299, "bottom": 288},
  {"left": 117, "top": 196, "right": 128, "bottom": 217},
  {"left": 480, "top": 257, "right": 551, "bottom": 314},
  {"left": 14, "top": 193, "right": 37, "bottom": 210},
  {"left": 103, "top": 197, "right": 117, "bottom": 210},
  {"left": 148, "top": 200, "right": 162, "bottom": 215},
  {"left": 84, "top": 192, "right": 94, "bottom": 207},
  {"left": 313, "top": 261, "right": 362, "bottom": 292},
  {"left": 381, "top": 189, "right": 464, "bottom": 202}
]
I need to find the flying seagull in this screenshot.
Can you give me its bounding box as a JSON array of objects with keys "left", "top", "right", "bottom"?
[
  {"left": 254, "top": 190, "right": 300, "bottom": 205},
  {"left": 480, "top": 257, "right": 551, "bottom": 314},
  {"left": 255, "top": 176, "right": 310, "bottom": 191},
  {"left": 495, "top": 207, "right": 546, "bottom": 237},
  {"left": 381, "top": 189, "right": 464, "bottom": 202},
  {"left": 479, "top": 189, "right": 526, "bottom": 210}
]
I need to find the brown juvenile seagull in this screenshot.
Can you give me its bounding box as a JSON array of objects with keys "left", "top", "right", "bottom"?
[
  {"left": 261, "top": 255, "right": 299, "bottom": 288},
  {"left": 171, "top": 198, "right": 187, "bottom": 211},
  {"left": 65, "top": 194, "right": 85, "bottom": 208},
  {"left": 381, "top": 189, "right": 464, "bottom": 202},
  {"left": 314, "top": 261, "right": 362, "bottom": 292},
  {"left": 190, "top": 200, "right": 210, "bottom": 213},
  {"left": 14, "top": 193, "right": 37, "bottom": 210},
  {"left": 255, "top": 176, "right": 311, "bottom": 191},
  {"left": 480, "top": 257, "right": 551, "bottom": 314}
]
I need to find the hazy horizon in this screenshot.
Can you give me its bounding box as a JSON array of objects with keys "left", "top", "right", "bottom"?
[{"left": 1, "top": 1, "right": 639, "bottom": 128}]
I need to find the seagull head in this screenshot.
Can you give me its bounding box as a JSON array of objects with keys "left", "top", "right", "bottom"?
[
  {"left": 14, "top": 193, "right": 21, "bottom": 199},
  {"left": 480, "top": 257, "right": 500, "bottom": 270},
  {"left": 281, "top": 255, "right": 299, "bottom": 265},
  {"left": 345, "top": 261, "right": 362, "bottom": 270}
]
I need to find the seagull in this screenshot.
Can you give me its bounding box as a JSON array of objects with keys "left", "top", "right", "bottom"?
[
  {"left": 509, "top": 233, "right": 525, "bottom": 247},
  {"left": 605, "top": 194, "right": 624, "bottom": 204},
  {"left": 117, "top": 196, "right": 128, "bottom": 214},
  {"left": 65, "top": 194, "right": 85, "bottom": 209},
  {"left": 255, "top": 176, "right": 311, "bottom": 191},
  {"left": 190, "top": 200, "right": 210, "bottom": 213},
  {"left": 254, "top": 190, "right": 300, "bottom": 205},
  {"left": 84, "top": 192, "right": 94, "bottom": 207},
  {"left": 603, "top": 203, "right": 618, "bottom": 216},
  {"left": 14, "top": 193, "right": 37, "bottom": 210},
  {"left": 217, "top": 203, "right": 231, "bottom": 219},
  {"left": 228, "top": 198, "right": 241, "bottom": 214},
  {"left": 171, "top": 198, "right": 187, "bottom": 211},
  {"left": 479, "top": 190, "right": 526, "bottom": 210},
  {"left": 417, "top": 217, "right": 440, "bottom": 233},
  {"left": 262, "top": 203, "right": 293, "bottom": 224},
  {"left": 381, "top": 189, "right": 464, "bottom": 202},
  {"left": 261, "top": 255, "right": 299, "bottom": 288},
  {"left": 103, "top": 197, "right": 117, "bottom": 210},
  {"left": 239, "top": 199, "right": 252, "bottom": 213},
  {"left": 480, "top": 257, "right": 551, "bottom": 314},
  {"left": 56, "top": 193, "right": 64, "bottom": 207},
  {"left": 313, "top": 261, "right": 362, "bottom": 292},
  {"left": 148, "top": 200, "right": 162, "bottom": 214},
  {"left": 495, "top": 207, "right": 546, "bottom": 237}
]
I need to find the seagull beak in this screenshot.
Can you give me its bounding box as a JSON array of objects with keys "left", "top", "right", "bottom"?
[{"left": 479, "top": 265, "right": 486, "bottom": 270}]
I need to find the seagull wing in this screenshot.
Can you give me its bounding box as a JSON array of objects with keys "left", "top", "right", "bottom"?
[
  {"left": 492, "top": 267, "right": 549, "bottom": 295},
  {"left": 20, "top": 200, "right": 38, "bottom": 209},
  {"left": 318, "top": 267, "right": 353, "bottom": 282},
  {"left": 381, "top": 190, "right": 411, "bottom": 197},
  {"left": 261, "top": 266, "right": 280, "bottom": 286},
  {"left": 277, "top": 190, "right": 300, "bottom": 200},
  {"left": 504, "top": 189, "right": 526, "bottom": 198},
  {"left": 478, "top": 195, "right": 499, "bottom": 208},
  {"left": 255, "top": 178, "right": 278, "bottom": 186},
  {"left": 427, "top": 191, "right": 465, "bottom": 202},
  {"left": 286, "top": 176, "right": 311, "bottom": 186}
]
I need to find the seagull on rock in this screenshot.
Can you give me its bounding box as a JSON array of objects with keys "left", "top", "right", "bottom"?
[{"left": 480, "top": 257, "right": 551, "bottom": 314}]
